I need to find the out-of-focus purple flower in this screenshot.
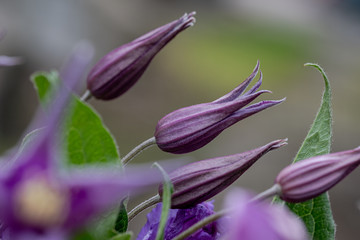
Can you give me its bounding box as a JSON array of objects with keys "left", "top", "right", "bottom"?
[
  {"left": 159, "top": 139, "right": 287, "bottom": 209},
  {"left": 137, "top": 201, "right": 220, "bottom": 240},
  {"left": 0, "top": 44, "right": 159, "bottom": 240},
  {"left": 87, "top": 12, "right": 196, "bottom": 100},
  {"left": 0, "top": 31, "right": 23, "bottom": 67},
  {"left": 275, "top": 147, "right": 360, "bottom": 203},
  {"left": 155, "top": 62, "right": 285, "bottom": 154},
  {"left": 223, "top": 189, "right": 308, "bottom": 240}
]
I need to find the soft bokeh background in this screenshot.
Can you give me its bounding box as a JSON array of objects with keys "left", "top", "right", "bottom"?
[{"left": 1, "top": 0, "right": 360, "bottom": 239}]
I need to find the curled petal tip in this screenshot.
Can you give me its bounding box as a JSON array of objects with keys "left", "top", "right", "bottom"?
[
  {"left": 183, "top": 12, "right": 196, "bottom": 28},
  {"left": 272, "top": 138, "right": 288, "bottom": 149}
]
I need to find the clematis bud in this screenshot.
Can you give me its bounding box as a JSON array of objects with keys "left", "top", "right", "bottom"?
[
  {"left": 223, "top": 189, "right": 308, "bottom": 240},
  {"left": 159, "top": 139, "right": 287, "bottom": 209},
  {"left": 87, "top": 12, "right": 196, "bottom": 100},
  {"left": 276, "top": 147, "right": 360, "bottom": 202},
  {"left": 155, "top": 61, "right": 285, "bottom": 154}
]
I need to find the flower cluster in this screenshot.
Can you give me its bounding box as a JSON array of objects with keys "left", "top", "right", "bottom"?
[{"left": 1, "top": 11, "right": 360, "bottom": 240}]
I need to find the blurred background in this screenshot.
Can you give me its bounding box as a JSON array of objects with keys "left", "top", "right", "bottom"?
[{"left": 1, "top": 0, "right": 360, "bottom": 238}]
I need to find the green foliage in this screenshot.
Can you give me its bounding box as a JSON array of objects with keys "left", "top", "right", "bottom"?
[
  {"left": 109, "top": 232, "right": 133, "bottom": 240},
  {"left": 31, "top": 71, "right": 59, "bottom": 107},
  {"left": 114, "top": 199, "right": 129, "bottom": 233},
  {"left": 64, "top": 98, "right": 120, "bottom": 165},
  {"left": 31, "top": 71, "right": 120, "bottom": 166},
  {"left": 153, "top": 163, "right": 173, "bottom": 240},
  {"left": 286, "top": 63, "right": 335, "bottom": 240}
]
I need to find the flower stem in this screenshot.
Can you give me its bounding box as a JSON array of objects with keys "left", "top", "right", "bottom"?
[
  {"left": 80, "top": 90, "right": 92, "bottom": 101},
  {"left": 172, "top": 209, "right": 228, "bottom": 240},
  {"left": 251, "top": 184, "right": 281, "bottom": 202},
  {"left": 173, "top": 185, "right": 281, "bottom": 240},
  {"left": 121, "top": 137, "right": 157, "bottom": 165},
  {"left": 128, "top": 194, "right": 160, "bottom": 222}
]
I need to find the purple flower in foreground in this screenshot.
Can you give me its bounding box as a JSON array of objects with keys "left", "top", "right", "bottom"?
[
  {"left": 223, "top": 189, "right": 308, "bottom": 240},
  {"left": 137, "top": 201, "right": 220, "bottom": 240},
  {"left": 0, "top": 45, "right": 158, "bottom": 240},
  {"left": 159, "top": 139, "right": 287, "bottom": 209},
  {"left": 155, "top": 61, "right": 285, "bottom": 154},
  {"left": 275, "top": 147, "right": 360, "bottom": 202},
  {"left": 0, "top": 31, "right": 22, "bottom": 67},
  {"left": 87, "top": 12, "right": 196, "bottom": 100}
]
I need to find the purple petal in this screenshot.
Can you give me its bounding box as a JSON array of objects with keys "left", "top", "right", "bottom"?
[
  {"left": 223, "top": 189, "right": 307, "bottom": 240},
  {"left": 137, "top": 201, "right": 219, "bottom": 240},
  {"left": 213, "top": 61, "right": 260, "bottom": 103},
  {"left": 62, "top": 166, "right": 161, "bottom": 229},
  {"left": 0, "top": 56, "right": 23, "bottom": 66}
]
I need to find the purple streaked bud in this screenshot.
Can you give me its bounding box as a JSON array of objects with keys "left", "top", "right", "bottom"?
[
  {"left": 275, "top": 147, "right": 360, "bottom": 202},
  {"left": 155, "top": 62, "right": 285, "bottom": 154},
  {"left": 87, "top": 12, "right": 196, "bottom": 100},
  {"left": 159, "top": 139, "right": 287, "bottom": 209}
]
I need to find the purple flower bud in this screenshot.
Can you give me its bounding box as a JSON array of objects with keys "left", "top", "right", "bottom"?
[
  {"left": 87, "top": 12, "right": 196, "bottom": 100},
  {"left": 223, "top": 189, "right": 308, "bottom": 240},
  {"left": 137, "top": 201, "right": 220, "bottom": 240},
  {"left": 159, "top": 139, "right": 287, "bottom": 209},
  {"left": 155, "top": 62, "right": 285, "bottom": 154},
  {"left": 276, "top": 147, "right": 360, "bottom": 202}
]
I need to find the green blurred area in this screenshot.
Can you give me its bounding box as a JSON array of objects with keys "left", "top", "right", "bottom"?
[{"left": 162, "top": 21, "right": 311, "bottom": 93}]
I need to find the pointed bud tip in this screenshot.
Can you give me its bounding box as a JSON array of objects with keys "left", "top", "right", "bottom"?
[
  {"left": 183, "top": 12, "right": 196, "bottom": 28},
  {"left": 271, "top": 138, "right": 288, "bottom": 149}
]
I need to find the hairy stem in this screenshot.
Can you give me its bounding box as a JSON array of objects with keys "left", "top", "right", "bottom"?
[
  {"left": 121, "top": 137, "right": 156, "bottom": 165},
  {"left": 80, "top": 90, "right": 92, "bottom": 101},
  {"left": 128, "top": 194, "right": 160, "bottom": 222},
  {"left": 251, "top": 184, "right": 281, "bottom": 202},
  {"left": 173, "top": 185, "right": 281, "bottom": 240},
  {"left": 173, "top": 209, "right": 228, "bottom": 240}
]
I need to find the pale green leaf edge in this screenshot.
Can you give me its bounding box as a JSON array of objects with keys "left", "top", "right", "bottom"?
[
  {"left": 287, "top": 63, "right": 335, "bottom": 240},
  {"left": 153, "top": 162, "right": 174, "bottom": 240}
]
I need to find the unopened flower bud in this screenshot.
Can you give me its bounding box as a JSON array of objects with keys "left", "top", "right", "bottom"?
[
  {"left": 87, "top": 12, "right": 196, "bottom": 100},
  {"left": 276, "top": 147, "right": 360, "bottom": 202},
  {"left": 159, "top": 139, "right": 287, "bottom": 209},
  {"left": 155, "top": 61, "right": 285, "bottom": 154}
]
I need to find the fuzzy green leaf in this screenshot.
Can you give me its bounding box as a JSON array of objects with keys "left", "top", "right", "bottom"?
[
  {"left": 153, "top": 162, "right": 173, "bottom": 240},
  {"left": 114, "top": 199, "right": 128, "bottom": 233},
  {"left": 31, "top": 71, "right": 120, "bottom": 165},
  {"left": 286, "top": 63, "right": 335, "bottom": 240}
]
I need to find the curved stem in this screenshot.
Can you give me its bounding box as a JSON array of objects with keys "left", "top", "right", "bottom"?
[
  {"left": 173, "top": 185, "right": 281, "bottom": 240},
  {"left": 121, "top": 137, "right": 156, "bottom": 165},
  {"left": 251, "top": 184, "right": 281, "bottom": 202},
  {"left": 173, "top": 209, "right": 228, "bottom": 240},
  {"left": 128, "top": 194, "right": 160, "bottom": 222},
  {"left": 80, "top": 90, "right": 92, "bottom": 101}
]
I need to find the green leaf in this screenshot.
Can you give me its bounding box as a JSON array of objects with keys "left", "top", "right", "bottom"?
[
  {"left": 31, "top": 71, "right": 60, "bottom": 107},
  {"left": 109, "top": 232, "right": 133, "bottom": 240},
  {"left": 114, "top": 199, "right": 128, "bottom": 233},
  {"left": 31, "top": 71, "right": 120, "bottom": 166},
  {"left": 286, "top": 63, "right": 335, "bottom": 240},
  {"left": 64, "top": 98, "right": 120, "bottom": 165},
  {"left": 153, "top": 162, "right": 173, "bottom": 240}
]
